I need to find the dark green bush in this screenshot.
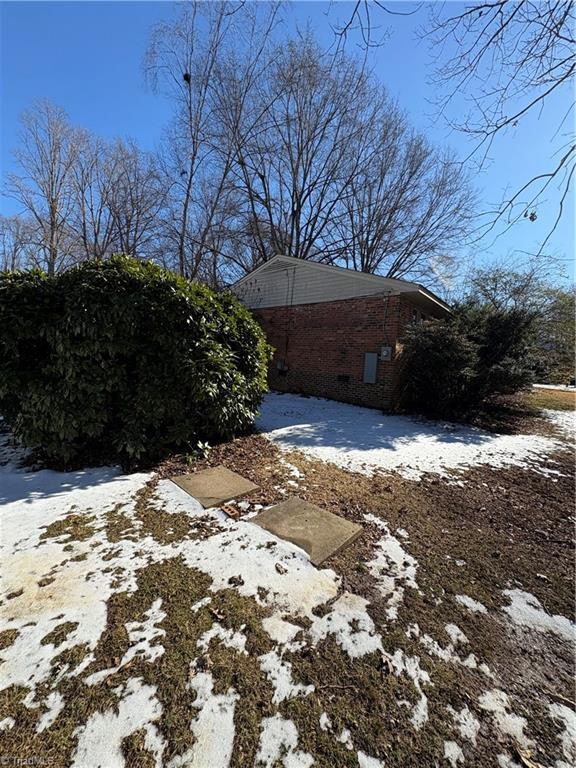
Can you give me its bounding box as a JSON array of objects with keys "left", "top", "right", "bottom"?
[
  {"left": 454, "top": 302, "right": 538, "bottom": 401},
  {"left": 0, "top": 256, "right": 271, "bottom": 463},
  {"left": 400, "top": 320, "right": 478, "bottom": 415},
  {"left": 400, "top": 303, "right": 538, "bottom": 417}
]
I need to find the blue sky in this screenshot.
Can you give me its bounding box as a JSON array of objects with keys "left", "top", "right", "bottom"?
[{"left": 1, "top": 1, "right": 573, "bottom": 280}]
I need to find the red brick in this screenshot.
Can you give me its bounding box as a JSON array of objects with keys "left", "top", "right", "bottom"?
[{"left": 252, "top": 294, "right": 419, "bottom": 410}]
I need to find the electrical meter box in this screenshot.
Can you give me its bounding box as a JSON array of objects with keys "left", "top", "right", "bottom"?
[{"left": 380, "top": 345, "right": 393, "bottom": 362}]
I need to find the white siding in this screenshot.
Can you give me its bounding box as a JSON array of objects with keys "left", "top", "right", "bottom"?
[{"left": 232, "top": 257, "right": 409, "bottom": 308}]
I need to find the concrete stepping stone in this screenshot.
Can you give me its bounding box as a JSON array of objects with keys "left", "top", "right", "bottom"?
[
  {"left": 251, "top": 496, "right": 362, "bottom": 566},
  {"left": 170, "top": 465, "right": 258, "bottom": 509}
]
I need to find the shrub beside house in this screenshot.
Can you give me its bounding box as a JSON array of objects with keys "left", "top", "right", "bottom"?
[{"left": 0, "top": 256, "right": 271, "bottom": 464}]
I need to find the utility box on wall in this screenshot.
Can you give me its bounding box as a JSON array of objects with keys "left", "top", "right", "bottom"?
[
  {"left": 363, "top": 352, "right": 379, "bottom": 384},
  {"left": 379, "top": 345, "right": 393, "bottom": 362}
]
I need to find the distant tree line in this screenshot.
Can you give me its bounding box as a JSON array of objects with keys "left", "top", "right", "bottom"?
[{"left": 1, "top": 2, "right": 474, "bottom": 290}]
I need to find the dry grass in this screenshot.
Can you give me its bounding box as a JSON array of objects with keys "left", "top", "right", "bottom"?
[
  {"left": 524, "top": 387, "right": 576, "bottom": 412},
  {"left": 40, "top": 511, "right": 97, "bottom": 542}
]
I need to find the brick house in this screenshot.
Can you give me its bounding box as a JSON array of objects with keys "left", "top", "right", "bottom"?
[{"left": 232, "top": 255, "right": 451, "bottom": 410}]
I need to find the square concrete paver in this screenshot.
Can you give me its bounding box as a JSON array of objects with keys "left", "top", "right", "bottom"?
[
  {"left": 170, "top": 465, "right": 259, "bottom": 509},
  {"left": 251, "top": 496, "right": 362, "bottom": 566}
]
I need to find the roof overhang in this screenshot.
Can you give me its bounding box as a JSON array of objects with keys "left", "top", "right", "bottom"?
[
  {"left": 404, "top": 289, "right": 452, "bottom": 316},
  {"left": 231, "top": 254, "right": 452, "bottom": 314}
]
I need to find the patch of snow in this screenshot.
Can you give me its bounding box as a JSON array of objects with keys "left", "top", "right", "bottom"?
[
  {"left": 279, "top": 457, "right": 304, "bottom": 479},
  {"left": 262, "top": 615, "right": 302, "bottom": 645},
  {"left": 447, "top": 705, "right": 481, "bottom": 744},
  {"left": 255, "top": 713, "right": 314, "bottom": 768},
  {"left": 549, "top": 702, "right": 576, "bottom": 767},
  {"left": 358, "top": 752, "right": 385, "bottom": 768},
  {"left": 0, "top": 717, "right": 15, "bottom": 730},
  {"left": 176, "top": 511, "right": 340, "bottom": 620},
  {"left": 36, "top": 690, "right": 65, "bottom": 733},
  {"left": 309, "top": 592, "right": 383, "bottom": 658},
  {"left": 319, "top": 712, "right": 332, "bottom": 731},
  {"left": 417, "top": 631, "right": 484, "bottom": 673},
  {"left": 445, "top": 624, "right": 468, "bottom": 645},
  {"left": 257, "top": 393, "right": 564, "bottom": 481},
  {"left": 497, "top": 755, "right": 522, "bottom": 768},
  {"left": 364, "top": 514, "right": 419, "bottom": 620},
  {"left": 338, "top": 727, "right": 354, "bottom": 750},
  {"left": 534, "top": 384, "right": 575, "bottom": 391},
  {"left": 143, "top": 723, "right": 166, "bottom": 767},
  {"left": 71, "top": 678, "right": 162, "bottom": 768},
  {"left": 479, "top": 689, "right": 531, "bottom": 748},
  {"left": 191, "top": 596, "right": 212, "bottom": 613},
  {"left": 154, "top": 478, "right": 206, "bottom": 516},
  {"left": 258, "top": 650, "right": 314, "bottom": 704},
  {"left": 456, "top": 595, "right": 488, "bottom": 614},
  {"left": 197, "top": 622, "right": 247, "bottom": 655},
  {"left": 392, "top": 650, "right": 431, "bottom": 729},
  {"left": 444, "top": 740, "right": 464, "bottom": 767},
  {"left": 1, "top": 466, "right": 159, "bottom": 701},
  {"left": 502, "top": 589, "right": 575, "bottom": 643},
  {"left": 543, "top": 409, "right": 576, "bottom": 439},
  {"left": 184, "top": 671, "right": 238, "bottom": 768},
  {"left": 479, "top": 663, "right": 493, "bottom": 677},
  {"left": 410, "top": 623, "right": 488, "bottom": 675}
]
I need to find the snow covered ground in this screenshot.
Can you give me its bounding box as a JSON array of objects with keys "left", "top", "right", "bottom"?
[
  {"left": 533, "top": 384, "right": 576, "bottom": 391},
  {"left": 257, "top": 393, "right": 568, "bottom": 481},
  {"left": 544, "top": 408, "right": 576, "bottom": 440},
  {"left": 1, "top": 406, "right": 574, "bottom": 767}
]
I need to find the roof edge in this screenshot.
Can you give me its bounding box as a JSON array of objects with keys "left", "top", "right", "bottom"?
[{"left": 231, "top": 254, "right": 452, "bottom": 311}]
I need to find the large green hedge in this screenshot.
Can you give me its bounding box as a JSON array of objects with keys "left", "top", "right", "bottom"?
[
  {"left": 400, "top": 302, "right": 539, "bottom": 417},
  {"left": 0, "top": 256, "right": 271, "bottom": 463}
]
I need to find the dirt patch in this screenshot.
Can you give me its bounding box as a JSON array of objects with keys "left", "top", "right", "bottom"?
[
  {"left": 40, "top": 622, "right": 79, "bottom": 647},
  {"left": 0, "top": 628, "right": 19, "bottom": 650},
  {"left": 132, "top": 477, "right": 222, "bottom": 545},
  {"left": 121, "top": 729, "right": 158, "bottom": 768},
  {"left": 282, "top": 639, "right": 424, "bottom": 767},
  {"left": 154, "top": 433, "right": 297, "bottom": 509},
  {"left": 105, "top": 502, "right": 139, "bottom": 543},
  {"left": 40, "top": 511, "right": 97, "bottom": 542},
  {"left": 446, "top": 390, "right": 574, "bottom": 434}
]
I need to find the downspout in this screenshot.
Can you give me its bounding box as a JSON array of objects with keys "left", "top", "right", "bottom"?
[{"left": 282, "top": 266, "right": 297, "bottom": 367}]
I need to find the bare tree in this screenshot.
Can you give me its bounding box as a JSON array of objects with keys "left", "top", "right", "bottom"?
[
  {"left": 223, "top": 35, "right": 474, "bottom": 285},
  {"left": 425, "top": 0, "right": 575, "bottom": 253},
  {"left": 327, "top": 2, "right": 573, "bottom": 254},
  {"left": 334, "top": 107, "right": 473, "bottom": 282},
  {"left": 225, "top": 37, "right": 379, "bottom": 271},
  {"left": 0, "top": 215, "right": 35, "bottom": 271},
  {"left": 145, "top": 1, "right": 280, "bottom": 278},
  {"left": 105, "top": 139, "right": 166, "bottom": 257},
  {"left": 70, "top": 131, "right": 116, "bottom": 260},
  {"left": 7, "top": 101, "right": 80, "bottom": 274},
  {"left": 329, "top": 0, "right": 422, "bottom": 50}
]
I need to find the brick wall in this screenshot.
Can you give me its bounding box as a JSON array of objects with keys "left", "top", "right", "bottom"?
[{"left": 252, "top": 294, "right": 417, "bottom": 410}]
